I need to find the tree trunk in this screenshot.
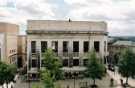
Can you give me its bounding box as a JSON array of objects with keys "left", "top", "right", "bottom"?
[
  {"left": 93, "top": 79, "right": 96, "bottom": 85},
  {"left": 126, "top": 77, "right": 128, "bottom": 85}
]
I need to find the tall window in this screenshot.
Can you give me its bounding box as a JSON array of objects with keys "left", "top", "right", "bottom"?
[
  {"left": 63, "top": 41, "right": 68, "bottom": 52},
  {"left": 63, "top": 59, "right": 68, "bottom": 66},
  {"left": 52, "top": 41, "right": 58, "bottom": 52},
  {"left": 41, "top": 41, "right": 47, "bottom": 53},
  {"left": 73, "top": 59, "right": 79, "bottom": 66},
  {"left": 83, "top": 41, "right": 89, "bottom": 52},
  {"left": 94, "top": 41, "right": 100, "bottom": 52},
  {"left": 31, "top": 41, "right": 36, "bottom": 53},
  {"left": 32, "top": 59, "right": 37, "bottom": 67},
  {"left": 73, "top": 41, "right": 79, "bottom": 52}
]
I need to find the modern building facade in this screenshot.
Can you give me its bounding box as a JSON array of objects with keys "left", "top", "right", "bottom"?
[
  {"left": 0, "top": 22, "right": 19, "bottom": 64},
  {"left": 27, "top": 20, "right": 108, "bottom": 79}
]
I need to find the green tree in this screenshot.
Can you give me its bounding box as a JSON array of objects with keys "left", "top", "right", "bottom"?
[
  {"left": 42, "top": 48, "right": 63, "bottom": 80},
  {"left": 41, "top": 69, "right": 54, "bottom": 88},
  {"left": 118, "top": 48, "right": 135, "bottom": 85},
  {"left": 85, "top": 51, "right": 106, "bottom": 87},
  {"left": 0, "top": 61, "right": 17, "bottom": 85}
]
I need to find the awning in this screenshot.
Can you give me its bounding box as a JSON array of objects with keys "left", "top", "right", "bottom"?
[{"left": 61, "top": 66, "right": 87, "bottom": 72}]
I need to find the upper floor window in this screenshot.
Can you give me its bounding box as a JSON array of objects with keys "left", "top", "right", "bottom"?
[
  {"left": 94, "top": 41, "right": 100, "bottom": 52},
  {"left": 41, "top": 41, "right": 47, "bottom": 53},
  {"left": 31, "top": 41, "right": 36, "bottom": 53},
  {"left": 63, "top": 41, "right": 68, "bottom": 52},
  {"left": 63, "top": 59, "right": 68, "bottom": 67},
  {"left": 73, "top": 41, "right": 79, "bottom": 52},
  {"left": 83, "top": 41, "right": 89, "bottom": 52}
]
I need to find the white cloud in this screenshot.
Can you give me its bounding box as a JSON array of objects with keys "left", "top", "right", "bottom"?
[
  {"left": 64, "top": 0, "right": 135, "bottom": 36},
  {"left": 0, "top": 0, "right": 135, "bottom": 36}
]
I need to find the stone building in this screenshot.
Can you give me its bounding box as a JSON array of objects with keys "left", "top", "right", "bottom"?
[
  {"left": 0, "top": 22, "right": 19, "bottom": 64},
  {"left": 108, "top": 40, "right": 135, "bottom": 64},
  {"left": 27, "top": 20, "right": 108, "bottom": 79}
]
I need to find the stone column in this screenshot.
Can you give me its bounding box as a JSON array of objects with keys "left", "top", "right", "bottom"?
[
  {"left": 79, "top": 40, "right": 83, "bottom": 66},
  {"left": 58, "top": 40, "right": 62, "bottom": 56},
  {"left": 69, "top": 40, "right": 73, "bottom": 53},
  {"left": 100, "top": 40, "right": 104, "bottom": 58},
  {"left": 79, "top": 40, "right": 83, "bottom": 55},
  {"left": 37, "top": 40, "right": 41, "bottom": 68},
  {"left": 89, "top": 39, "right": 93, "bottom": 52},
  {"left": 27, "top": 39, "right": 31, "bottom": 71},
  {"left": 48, "top": 40, "right": 52, "bottom": 49}
]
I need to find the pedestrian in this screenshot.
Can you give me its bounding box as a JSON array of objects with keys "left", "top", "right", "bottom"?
[
  {"left": 110, "top": 78, "right": 114, "bottom": 87},
  {"left": 120, "top": 79, "right": 123, "bottom": 86},
  {"left": 10, "top": 82, "right": 14, "bottom": 88},
  {"left": 67, "top": 85, "right": 69, "bottom": 88}
]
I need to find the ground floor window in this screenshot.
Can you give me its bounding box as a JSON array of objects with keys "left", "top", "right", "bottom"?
[
  {"left": 32, "top": 59, "right": 37, "bottom": 67},
  {"left": 63, "top": 59, "right": 68, "bottom": 66},
  {"left": 73, "top": 59, "right": 79, "bottom": 66}
]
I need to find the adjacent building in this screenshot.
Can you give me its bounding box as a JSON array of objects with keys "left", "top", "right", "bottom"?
[
  {"left": 17, "top": 35, "right": 27, "bottom": 68},
  {"left": 27, "top": 20, "right": 108, "bottom": 79},
  {"left": 108, "top": 40, "right": 135, "bottom": 64},
  {"left": 0, "top": 22, "right": 19, "bottom": 64}
]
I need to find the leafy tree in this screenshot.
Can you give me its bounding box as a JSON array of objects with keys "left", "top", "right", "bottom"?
[
  {"left": 0, "top": 62, "right": 8, "bottom": 85},
  {"left": 42, "top": 48, "right": 63, "bottom": 80},
  {"left": 118, "top": 48, "right": 135, "bottom": 85},
  {"left": 85, "top": 51, "right": 106, "bottom": 87},
  {"left": 41, "top": 69, "right": 54, "bottom": 88},
  {"left": 0, "top": 61, "right": 17, "bottom": 85}
]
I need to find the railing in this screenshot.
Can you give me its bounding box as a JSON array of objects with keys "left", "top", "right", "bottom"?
[
  {"left": 63, "top": 52, "right": 69, "bottom": 57},
  {"left": 73, "top": 52, "right": 79, "bottom": 57},
  {"left": 62, "top": 52, "right": 79, "bottom": 57}
]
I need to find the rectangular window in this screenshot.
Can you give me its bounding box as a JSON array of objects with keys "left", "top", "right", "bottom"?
[
  {"left": 73, "top": 59, "right": 79, "bottom": 66},
  {"left": 41, "top": 41, "right": 47, "bottom": 53},
  {"left": 63, "top": 41, "right": 68, "bottom": 52},
  {"left": 31, "top": 41, "right": 36, "bottom": 53},
  {"left": 63, "top": 59, "right": 68, "bottom": 66},
  {"left": 52, "top": 41, "right": 58, "bottom": 52},
  {"left": 94, "top": 41, "right": 100, "bottom": 52},
  {"left": 73, "top": 41, "right": 79, "bottom": 52},
  {"left": 32, "top": 59, "right": 37, "bottom": 68},
  {"left": 83, "top": 41, "right": 89, "bottom": 52}
]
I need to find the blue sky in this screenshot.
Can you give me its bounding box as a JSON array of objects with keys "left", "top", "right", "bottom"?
[{"left": 0, "top": 0, "right": 135, "bottom": 36}]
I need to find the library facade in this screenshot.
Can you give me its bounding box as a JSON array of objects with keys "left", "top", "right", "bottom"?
[{"left": 27, "top": 20, "right": 108, "bottom": 79}]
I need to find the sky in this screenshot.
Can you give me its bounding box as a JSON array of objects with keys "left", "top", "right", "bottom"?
[{"left": 0, "top": 0, "right": 135, "bottom": 36}]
